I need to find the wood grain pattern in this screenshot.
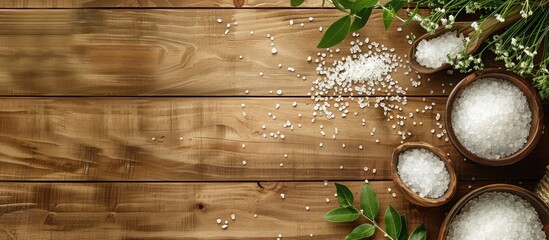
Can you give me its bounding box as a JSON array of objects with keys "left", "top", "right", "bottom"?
[
  {"left": 0, "top": 0, "right": 332, "bottom": 8},
  {"left": 0, "top": 181, "right": 536, "bottom": 240},
  {"left": 0, "top": 9, "right": 459, "bottom": 96},
  {"left": 0, "top": 97, "right": 546, "bottom": 181}
]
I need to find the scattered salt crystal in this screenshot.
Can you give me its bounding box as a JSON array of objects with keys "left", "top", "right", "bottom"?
[
  {"left": 217, "top": 18, "right": 223, "bottom": 23},
  {"left": 230, "top": 213, "right": 236, "bottom": 220},
  {"left": 289, "top": 19, "right": 294, "bottom": 25},
  {"left": 397, "top": 148, "right": 450, "bottom": 198},
  {"left": 319, "top": 26, "right": 323, "bottom": 32},
  {"left": 309, "top": 17, "right": 314, "bottom": 21},
  {"left": 271, "top": 47, "right": 278, "bottom": 54},
  {"left": 280, "top": 193, "right": 285, "bottom": 199},
  {"left": 221, "top": 224, "right": 228, "bottom": 229},
  {"left": 276, "top": 90, "right": 283, "bottom": 95},
  {"left": 242, "top": 160, "right": 247, "bottom": 165},
  {"left": 415, "top": 31, "right": 465, "bottom": 69},
  {"left": 216, "top": 219, "right": 222, "bottom": 224}
]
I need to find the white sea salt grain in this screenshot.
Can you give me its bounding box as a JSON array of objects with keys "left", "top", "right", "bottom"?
[
  {"left": 447, "top": 192, "right": 546, "bottom": 240},
  {"left": 452, "top": 78, "right": 532, "bottom": 159},
  {"left": 397, "top": 148, "right": 450, "bottom": 198},
  {"left": 415, "top": 31, "right": 465, "bottom": 69}
]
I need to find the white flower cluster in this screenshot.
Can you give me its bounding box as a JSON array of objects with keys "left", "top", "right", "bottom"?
[{"left": 493, "top": 36, "right": 537, "bottom": 76}]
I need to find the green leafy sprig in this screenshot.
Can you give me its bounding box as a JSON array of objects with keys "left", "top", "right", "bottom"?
[
  {"left": 324, "top": 183, "right": 427, "bottom": 240},
  {"left": 292, "top": 0, "right": 417, "bottom": 48}
]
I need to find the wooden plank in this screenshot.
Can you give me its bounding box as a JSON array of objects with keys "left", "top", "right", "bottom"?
[
  {"left": 0, "top": 9, "right": 457, "bottom": 96},
  {"left": 0, "top": 0, "right": 332, "bottom": 8},
  {"left": 0, "top": 181, "right": 536, "bottom": 240},
  {"left": 0, "top": 97, "right": 546, "bottom": 181}
]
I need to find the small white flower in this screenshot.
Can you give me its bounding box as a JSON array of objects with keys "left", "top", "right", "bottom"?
[
  {"left": 471, "top": 21, "right": 479, "bottom": 31},
  {"left": 495, "top": 14, "right": 505, "bottom": 22},
  {"left": 448, "top": 15, "right": 455, "bottom": 21},
  {"left": 440, "top": 18, "right": 448, "bottom": 25},
  {"left": 511, "top": 37, "right": 517, "bottom": 45}
]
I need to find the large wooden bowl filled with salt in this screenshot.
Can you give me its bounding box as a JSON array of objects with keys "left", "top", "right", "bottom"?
[
  {"left": 438, "top": 184, "right": 549, "bottom": 240},
  {"left": 445, "top": 68, "right": 544, "bottom": 166}
]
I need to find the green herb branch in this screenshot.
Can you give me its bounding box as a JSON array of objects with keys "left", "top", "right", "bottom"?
[
  {"left": 292, "top": 0, "right": 416, "bottom": 48},
  {"left": 324, "top": 183, "right": 427, "bottom": 240}
]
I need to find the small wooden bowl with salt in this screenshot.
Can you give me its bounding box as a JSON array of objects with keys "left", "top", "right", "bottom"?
[
  {"left": 445, "top": 69, "right": 544, "bottom": 166},
  {"left": 438, "top": 184, "right": 549, "bottom": 240},
  {"left": 391, "top": 142, "right": 458, "bottom": 207}
]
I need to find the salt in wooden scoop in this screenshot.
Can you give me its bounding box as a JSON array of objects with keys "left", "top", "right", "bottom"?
[{"left": 409, "top": 11, "right": 522, "bottom": 74}]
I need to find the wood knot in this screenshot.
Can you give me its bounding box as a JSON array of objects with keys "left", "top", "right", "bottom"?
[
  {"left": 196, "top": 203, "right": 205, "bottom": 210},
  {"left": 257, "top": 182, "right": 282, "bottom": 191},
  {"left": 233, "top": 0, "right": 244, "bottom": 8}
]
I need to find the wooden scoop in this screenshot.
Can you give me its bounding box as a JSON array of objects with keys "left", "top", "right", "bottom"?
[{"left": 409, "top": 11, "right": 522, "bottom": 74}]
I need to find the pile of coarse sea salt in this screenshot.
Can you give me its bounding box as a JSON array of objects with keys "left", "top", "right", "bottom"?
[
  {"left": 311, "top": 34, "right": 435, "bottom": 141},
  {"left": 447, "top": 192, "right": 546, "bottom": 240},
  {"left": 451, "top": 78, "right": 532, "bottom": 159},
  {"left": 415, "top": 31, "right": 465, "bottom": 69}
]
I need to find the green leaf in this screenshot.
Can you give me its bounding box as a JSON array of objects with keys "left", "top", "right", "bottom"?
[
  {"left": 324, "top": 207, "right": 360, "bottom": 222},
  {"left": 398, "top": 214, "right": 408, "bottom": 240},
  {"left": 383, "top": 8, "right": 395, "bottom": 30},
  {"left": 345, "top": 224, "right": 376, "bottom": 240},
  {"left": 317, "top": 15, "right": 351, "bottom": 48},
  {"left": 290, "top": 0, "right": 305, "bottom": 7},
  {"left": 408, "top": 224, "right": 427, "bottom": 240},
  {"left": 384, "top": 206, "right": 402, "bottom": 240},
  {"left": 337, "top": 0, "right": 354, "bottom": 9},
  {"left": 351, "top": 0, "right": 377, "bottom": 13},
  {"left": 335, "top": 183, "right": 354, "bottom": 207},
  {"left": 385, "top": 0, "right": 405, "bottom": 12},
  {"left": 404, "top": 4, "right": 419, "bottom": 24},
  {"left": 331, "top": 0, "right": 348, "bottom": 12},
  {"left": 360, "top": 184, "right": 379, "bottom": 220},
  {"left": 350, "top": 7, "right": 372, "bottom": 32}
]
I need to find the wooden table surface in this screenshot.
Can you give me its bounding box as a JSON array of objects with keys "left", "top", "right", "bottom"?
[{"left": 0, "top": 1, "right": 547, "bottom": 239}]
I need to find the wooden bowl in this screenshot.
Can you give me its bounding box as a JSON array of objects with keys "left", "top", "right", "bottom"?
[
  {"left": 445, "top": 68, "right": 544, "bottom": 166},
  {"left": 438, "top": 184, "right": 549, "bottom": 240},
  {"left": 391, "top": 142, "right": 458, "bottom": 207}
]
